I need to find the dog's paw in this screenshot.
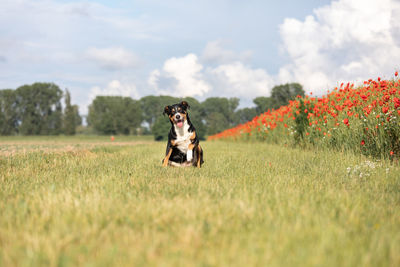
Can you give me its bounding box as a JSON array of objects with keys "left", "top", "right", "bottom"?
[{"left": 186, "top": 150, "right": 193, "bottom": 161}]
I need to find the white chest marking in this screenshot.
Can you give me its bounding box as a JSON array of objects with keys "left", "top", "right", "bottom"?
[{"left": 174, "top": 121, "right": 192, "bottom": 154}]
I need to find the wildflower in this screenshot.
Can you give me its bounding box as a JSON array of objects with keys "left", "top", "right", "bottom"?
[
  {"left": 393, "top": 97, "right": 400, "bottom": 108},
  {"left": 390, "top": 151, "right": 394, "bottom": 156},
  {"left": 395, "top": 71, "right": 398, "bottom": 77},
  {"left": 343, "top": 118, "right": 349, "bottom": 126},
  {"left": 361, "top": 140, "right": 365, "bottom": 146},
  {"left": 382, "top": 106, "right": 389, "bottom": 113}
]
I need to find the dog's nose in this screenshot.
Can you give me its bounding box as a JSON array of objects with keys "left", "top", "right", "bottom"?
[{"left": 176, "top": 114, "right": 181, "bottom": 119}]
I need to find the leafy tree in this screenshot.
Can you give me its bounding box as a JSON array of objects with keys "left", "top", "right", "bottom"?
[
  {"left": 253, "top": 96, "right": 274, "bottom": 114},
  {"left": 270, "top": 83, "right": 305, "bottom": 109},
  {"left": 235, "top": 107, "right": 258, "bottom": 124},
  {"left": 201, "top": 97, "right": 239, "bottom": 134},
  {"left": 152, "top": 115, "right": 171, "bottom": 141},
  {"left": 205, "top": 112, "right": 229, "bottom": 135},
  {"left": 87, "top": 96, "right": 142, "bottom": 135},
  {"left": 0, "top": 89, "right": 18, "bottom": 135},
  {"left": 16, "top": 83, "right": 63, "bottom": 135},
  {"left": 253, "top": 83, "right": 305, "bottom": 114},
  {"left": 73, "top": 105, "right": 82, "bottom": 126},
  {"left": 63, "top": 90, "right": 77, "bottom": 135}
]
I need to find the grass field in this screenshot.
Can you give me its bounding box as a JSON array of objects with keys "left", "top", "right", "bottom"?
[{"left": 1, "top": 136, "right": 399, "bottom": 267}]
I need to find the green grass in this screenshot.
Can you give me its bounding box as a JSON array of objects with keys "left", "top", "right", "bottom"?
[{"left": 0, "top": 136, "right": 399, "bottom": 266}]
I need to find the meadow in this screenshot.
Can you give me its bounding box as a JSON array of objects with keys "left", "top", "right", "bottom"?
[{"left": 0, "top": 136, "right": 399, "bottom": 266}]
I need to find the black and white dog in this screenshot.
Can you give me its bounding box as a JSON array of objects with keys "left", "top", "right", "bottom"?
[{"left": 162, "top": 101, "right": 204, "bottom": 168}]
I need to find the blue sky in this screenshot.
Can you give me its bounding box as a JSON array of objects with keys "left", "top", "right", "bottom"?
[{"left": 1, "top": 0, "right": 400, "bottom": 114}]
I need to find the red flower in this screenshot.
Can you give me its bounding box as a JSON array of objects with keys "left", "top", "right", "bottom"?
[
  {"left": 390, "top": 151, "right": 394, "bottom": 156},
  {"left": 393, "top": 97, "right": 400, "bottom": 108},
  {"left": 382, "top": 106, "right": 389, "bottom": 113},
  {"left": 343, "top": 118, "right": 349, "bottom": 125},
  {"left": 361, "top": 140, "right": 365, "bottom": 146},
  {"left": 395, "top": 71, "right": 398, "bottom": 77}
]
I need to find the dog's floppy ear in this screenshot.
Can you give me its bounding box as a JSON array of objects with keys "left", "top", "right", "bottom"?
[
  {"left": 163, "top": 105, "right": 171, "bottom": 116},
  {"left": 180, "top": 101, "right": 190, "bottom": 110}
]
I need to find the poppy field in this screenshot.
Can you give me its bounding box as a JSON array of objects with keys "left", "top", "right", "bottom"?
[{"left": 209, "top": 72, "right": 400, "bottom": 160}]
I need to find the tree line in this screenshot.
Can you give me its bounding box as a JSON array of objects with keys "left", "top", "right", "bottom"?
[
  {"left": 0, "top": 82, "right": 304, "bottom": 139},
  {"left": 0, "top": 83, "right": 81, "bottom": 136}
]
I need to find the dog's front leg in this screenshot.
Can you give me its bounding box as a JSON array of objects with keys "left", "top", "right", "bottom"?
[
  {"left": 187, "top": 131, "right": 196, "bottom": 162},
  {"left": 163, "top": 147, "right": 173, "bottom": 167},
  {"left": 187, "top": 144, "right": 194, "bottom": 162}
]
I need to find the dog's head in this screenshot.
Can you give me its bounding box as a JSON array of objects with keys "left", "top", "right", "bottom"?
[{"left": 163, "top": 101, "right": 190, "bottom": 128}]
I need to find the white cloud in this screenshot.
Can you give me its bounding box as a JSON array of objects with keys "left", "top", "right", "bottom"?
[
  {"left": 149, "top": 53, "right": 211, "bottom": 97},
  {"left": 279, "top": 0, "right": 400, "bottom": 94},
  {"left": 89, "top": 80, "right": 140, "bottom": 102},
  {"left": 209, "top": 62, "right": 275, "bottom": 98},
  {"left": 85, "top": 47, "right": 141, "bottom": 70},
  {"left": 148, "top": 53, "right": 275, "bottom": 102},
  {"left": 202, "top": 39, "right": 253, "bottom": 64}
]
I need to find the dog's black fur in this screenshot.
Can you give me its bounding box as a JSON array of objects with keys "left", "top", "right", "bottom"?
[{"left": 162, "top": 101, "right": 204, "bottom": 168}]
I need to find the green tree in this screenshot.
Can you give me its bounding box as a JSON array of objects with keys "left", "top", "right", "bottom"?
[
  {"left": 73, "top": 105, "right": 82, "bottom": 126},
  {"left": 16, "top": 83, "right": 63, "bottom": 135},
  {"left": 87, "top": 96, "right": 142, "bottom": 135},
  {"left": 63, "top": 90, "right": 77, "bottom": 135},
  {"left": 253, "top": 96, "right": 274, "bottom": 114},
  {"left": 270, "top": 83, "right": 305, "bottom": 109},
  {"left": 152, "top": 115, "right": 171, "bottom": 141},
  {"left": 205, "top": 112, "right": 229, "bottom": 135},
  {"left": 201, "top": 97, "right": 239, "bottom": 134},
  {"left": 235, "top": 107, "right": 258, "bottom": 124},
  {"left": 0, "top": 89, "right": 18, "bottom": 135}
]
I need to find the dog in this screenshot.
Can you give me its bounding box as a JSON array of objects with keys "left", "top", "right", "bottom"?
[{"left": 162, "top": 101, "right": 204, "bottom": 168}]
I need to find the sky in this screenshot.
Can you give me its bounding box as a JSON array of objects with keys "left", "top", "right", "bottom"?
[{"left": 1, "top": 0, "right": 400, "bottom": 115}]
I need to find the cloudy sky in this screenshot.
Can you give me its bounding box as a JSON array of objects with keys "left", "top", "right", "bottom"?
[{"left": 1, "top": 0, "right": 400, "bottom": 114}]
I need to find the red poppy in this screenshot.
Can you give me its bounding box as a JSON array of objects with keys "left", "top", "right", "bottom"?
[
  {"left": 343, "top": 118, "right": 349, "bottom": 125},
  {"left": 361, "top": 140, "right": 365, "bottom": 146}
]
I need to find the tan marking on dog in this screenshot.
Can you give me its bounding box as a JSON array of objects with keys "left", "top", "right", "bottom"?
[
  {"left": 190, "top": 131, "right": 196, "bottom": 140},
  {"left": 163, "top": 148, "right": 173, "bottom": 167}
]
